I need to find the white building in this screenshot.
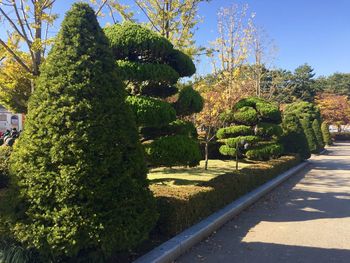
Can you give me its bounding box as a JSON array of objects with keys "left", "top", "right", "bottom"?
[{"left": 0, "top": 105, "right": 24, "bottom": 132}]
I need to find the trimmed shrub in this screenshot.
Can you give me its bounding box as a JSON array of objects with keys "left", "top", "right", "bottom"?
[
  {"left": 312, "top": 119, "right": 325, "bottom": 151},
  {"left": 219, "top": 144, "right": 237, "bottom": 156},
  {"left": 167, "top": 49, "right": 196, "bottom": 77},
  {"left": 321, "top": 122, "right": 332, "bottom": 145},
  {"left": 255, "top": 102, "right": 281, "bottom": 122},
  {"left": 126, "top": 96, "right": 176, "bottom": 127},
  {"left": 105, "top": 22, "right": 202, "bottom": 168},
  {"left": 219, "top": 135, "right": 260, "bottom": 148},
  {"left": 283, "top": 101, "right": 323, "bottom": 154},
  {"left": 245, "top": 143, "right": 284, "bottom": 161},
  {"left": 145, "top": 135, "right": 201, "bottom": 167},
  {"left": 233, "top": 106, "right": 258, "bottom": 125},
  {"left": 174, "top": 86, "right": 204, "bottom": 117},
  {"left": 216, "top": 125, "right": 253, "bottom": 139},
  {"left": 116, "top": 60, "right": 179, "bottom": 84},
  {"left": 152, "top": 155, "right": 300, "bottom": 236},
  {"left": 0, "top": 146, "right": 11, "bottom": 188},
  {"left": 256, "top": 122, "right": 283, "bottom": 138},
  {"left": 281, "top": 114, "right": 311, "bottom": 160},
  {"left": 4, "top": 4, "right": 157, "bottom": 261},
  {"left": 104, "top": 22, "right": 173, "bottom": 61},
  {"left": 300, "top": 117, "right": 318, "bottom": 153},
  {"left": 218, "top": 97, "right": 283, "bottom": 161},
  {"left": 141, "top": 120, "right": 197, "bottom": 141}
]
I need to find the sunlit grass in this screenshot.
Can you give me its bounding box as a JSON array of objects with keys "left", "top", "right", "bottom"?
[{"left": 148, "top": 159, "right": 251, "bottom": 186}]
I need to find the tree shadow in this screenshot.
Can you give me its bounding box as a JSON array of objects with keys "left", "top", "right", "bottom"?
[{"left": 177, "top": 147, "right": 350, "bottom": 263}]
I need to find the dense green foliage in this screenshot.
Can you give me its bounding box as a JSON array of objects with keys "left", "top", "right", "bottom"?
[
  {"left": 245, "top": 143, "right": 284, "bottom": 161},
  {"left": 216, "top": 125, "right": 253, "bottom": 139},
  {"left": 126, "top": 96, "right": 176, "bottom": 127},
  {"left": 283, "top": 101, "right": 324, "bottom": 154},
  {"left": 312, "top": 119, "right": 325, "bottom": 150},
  {"left": 145, "top": 135, "right": 201, "bottom": 167},
  {"left": 153, "top": 156, "right": 300, "bottom": 236},
  {"left": 313, "top": 73, "right": 350, "bottom": 96},
  {"left": 3, "top": 4, "right": 157, "bottom": 261},
  {"left": 264, "top": 64, "right": 316, "bottom": 103},
  {"left": 105, "top": 22, "right": 201, "bottom": 167},
  {"left": 281, "top": 114, "right": 311, "bottom": 160},
  {"left": 104, "top": 23, "right": 173, "bottom": 61},
  {"left": 0, "top": 146, "right": 11, "bottom": 188},
  {"left": 321, "top": 122, "right": 332, "bottom": 145},
  {"left": 217, "top": 97, "right": 283, "bottom": 160},
  {"left": 141, "top": 120, "right": 197, "bottom": 141},
  {"left": 300, "top": 118, "right": 319, "bottom": 153},
  {"left": 174, "top": 86, "right": 204, "bottom": 116},
  {"left": 233, "top": 106, "right": 258, "bottom": 125}
]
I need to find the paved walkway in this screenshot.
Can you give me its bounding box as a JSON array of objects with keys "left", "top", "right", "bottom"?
[{"left": 177, "top": 142, "right": 350, "bottom": 263}]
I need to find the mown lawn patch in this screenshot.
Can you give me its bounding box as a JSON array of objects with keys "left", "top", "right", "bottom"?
[{"left": 148, "top": 159, "right": 252, "bottom": 186}]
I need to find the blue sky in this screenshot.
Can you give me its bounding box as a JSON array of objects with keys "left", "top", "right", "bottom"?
[{"left": 3, "top": 0, "right": 350, "bottom": 77}]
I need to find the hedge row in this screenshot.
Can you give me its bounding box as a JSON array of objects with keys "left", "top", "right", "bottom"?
[{"left": 151, "top": 155, "right": 300, "bottom": 236}]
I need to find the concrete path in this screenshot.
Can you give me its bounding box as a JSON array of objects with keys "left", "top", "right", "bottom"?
[{"left": 177, "top": 142, "right": 350, "bottom": 263}]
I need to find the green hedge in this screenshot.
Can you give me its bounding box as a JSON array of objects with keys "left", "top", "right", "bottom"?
[
  {"left": 145, "top": 135, "right": 201, "bottom": 167},
  {"left": 126, "top": 96, "right": 176, "bottom": 127},
  {"left": 151, "top": 155, "right": 301, "bottom": 236},
  {"left": 216, "top": 125, "right": 253, "bottom": 139}
]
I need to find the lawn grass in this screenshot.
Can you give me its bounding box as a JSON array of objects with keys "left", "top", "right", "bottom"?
[{"left": 148, "top": 159, "right": 252, "bottom": 186}]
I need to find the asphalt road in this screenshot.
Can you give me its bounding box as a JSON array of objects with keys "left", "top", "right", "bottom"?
[{"left": 177, "top": 142, "right": 350, "bottom": 263}]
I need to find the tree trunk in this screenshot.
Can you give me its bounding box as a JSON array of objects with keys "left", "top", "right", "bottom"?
[{"left": 204, "top": 140, "right": 209, "bottom": 170}]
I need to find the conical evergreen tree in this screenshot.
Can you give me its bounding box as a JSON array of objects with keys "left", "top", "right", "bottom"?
[{"left": 5, "top": 3, "right": 157, "bottom": 261}]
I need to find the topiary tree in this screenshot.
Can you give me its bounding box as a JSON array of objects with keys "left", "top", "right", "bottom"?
[
  {"left": 217, "top": 97, "right": 284, "bottom": 161},
  {"left": 105, "top": 23, "right": 202, "bottom": 167},
  {"left": 283, "top": 101, "right": 324, "bottom": 154},
  {"left": 321, "top": 121, "right": 332, "bottom": 146},
  {"left": 3, "top": 4, "right": 157, "bottom": 261}
]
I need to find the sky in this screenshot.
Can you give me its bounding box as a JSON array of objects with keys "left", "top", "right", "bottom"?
[{"left": 2, "top": 0, "right": 350, "bottom": 77}]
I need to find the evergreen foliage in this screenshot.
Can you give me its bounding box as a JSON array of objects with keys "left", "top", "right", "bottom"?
[
  {"left": 321, "top": 122, "right": 332, "bottom": 146},
  {"left": 281, "top": 114, "right": 311, "bottom": 160},
  {"left": 217, "top": 97, "right": 283, "bottom": 161},
  {"left": 312, "top": 119, "right": 325, "bottom": 150},
  {"left": 174, "top": 86, "right": 204, "bottom": 116},
  {"left": 105, "top": 22, "right": 201, "bottom": 167},
  {"left": 283, "top": 101, "right": 324, "bottom": 154},
  {"left": 3, "top": 4, "right": 157, "bottom": 261},
  {"left": 145, "top": 135, "right": 201, "bottom": 167}
]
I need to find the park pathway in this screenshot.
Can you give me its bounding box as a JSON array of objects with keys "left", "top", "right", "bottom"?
[{"left": 177, "top": 142, "right": 350, "bottom": 263}]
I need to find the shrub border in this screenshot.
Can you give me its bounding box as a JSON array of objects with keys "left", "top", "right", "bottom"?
[{"left": 135, "top": 161, "right": 309, "bottom": 263}]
